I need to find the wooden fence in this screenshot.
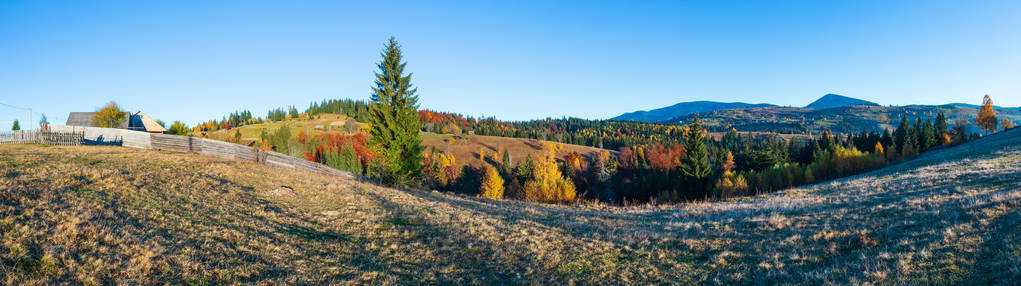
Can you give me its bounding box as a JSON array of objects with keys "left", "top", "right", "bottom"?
[
  {"left": 0, "top": 130, "right": 85, "bottom": 146},
  {"left": 30, "top": 125, "right": 360, "bottom": 180}
]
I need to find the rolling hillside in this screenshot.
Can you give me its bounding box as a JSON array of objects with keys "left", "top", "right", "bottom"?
[
  {"left": 420, "top": 133, "right": 611, "bottom": 170},
  {"left": 2, "top": 127, "right": 1020, "bottom": 284},
  {"left": 202, "top": 114, "right": 613, "bottom": 169}
]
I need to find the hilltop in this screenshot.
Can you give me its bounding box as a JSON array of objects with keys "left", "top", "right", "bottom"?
[
  {"left": 805, "top": 93, "right": 878, "bottom": 109},
  {"left": 669, "top": 103, "right": 1021, "bottom": 134},
  {"left": 612, "top": 101, "right": 775, "bottom": 122},
  {"left": 2, "top": 127, "right": 1019, "bottom": 284}
]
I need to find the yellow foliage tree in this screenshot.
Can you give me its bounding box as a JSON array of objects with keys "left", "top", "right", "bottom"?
[
  {"left": 976, "top": 94, "right": 998, "bottom": 134},
  {"left": 873, "top": 142, "right": 884, "bottom": 156},
  {"left": 1003, "top": 118, "right": 1015, "bottom": 130},
  {"left": 524, "top": 142, "right": 576, "bottom": 203},
  {"left": 479, "top": 165, "right": 504, "bottom": 200},
  {"left": 93, "top": 101, "right": 126, "bottom": 128}
]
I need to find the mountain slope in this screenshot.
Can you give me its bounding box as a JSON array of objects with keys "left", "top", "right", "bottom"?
[
  {"left": 613, "top": 101, "right": 775, "bottom": 122},
  {"left": 805, "top": 93, "right": 879, "bottom": 109},
  {"left": 2, "top": 128, "right": 1020, "bottom": 284}
]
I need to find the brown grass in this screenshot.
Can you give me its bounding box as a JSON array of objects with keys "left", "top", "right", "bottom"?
[
  {"left": 1, "top": 128, "right": 1019, "bottom": 284},
  {"left": 421, "top": 132, "right": 610, "bottom": 170}
]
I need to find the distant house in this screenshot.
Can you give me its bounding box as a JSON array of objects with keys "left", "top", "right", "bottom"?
[{"left": 65, "top": 111, "right": 167, "bottom": 133}]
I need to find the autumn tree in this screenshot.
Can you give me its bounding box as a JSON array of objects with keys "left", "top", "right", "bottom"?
[
  {"left": 367, "top": 37, "right": 425, "bottom": 187},
  {"left": 976, "top": 94, "right": 998, "bottom": 134},
  {"left": 94, "top": 101, "right": 126, "bottom": 128},
  {"left": 680, "top": 117, "right": 712, "bottom": 196},
  {"left": 873, "top": 142, "right": 884, "bottom": 156},
  {"left": 523, "top": 142, "right": 576, "bottom": 203},
  {"left": 479, "top": 165, "right": 504, "bottom": 200},
  {"left": 1003, "top": 118, "right": 1015, "bottom": 130}
]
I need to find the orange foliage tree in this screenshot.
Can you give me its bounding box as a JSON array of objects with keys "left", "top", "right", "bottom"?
[{"left": 976, "top": 94, "right": 998, "bottom": 134}]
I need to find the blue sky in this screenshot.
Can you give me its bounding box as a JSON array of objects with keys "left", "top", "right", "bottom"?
[{"left": 2, "top": 0, "right": 1020, "bottom": 131}]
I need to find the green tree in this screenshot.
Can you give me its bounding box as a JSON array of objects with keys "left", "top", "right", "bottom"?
[
  {"left": 326, "top": 143, "right": 362, "bottom": 175},
  {"left": 680, "top": 117, "right": 712, "bottom": 197},
  {"left": 168, "top": 121, "right": 191, "bottom": 136},
  {"left": 271, "top": 125, "right": 291, "bottom": 154},
  {"left": 11, "top": 120, "right": 20, "bottom": 131},
  {"left": 94, "top": 101, "right": 126, "bottom": 128},
  {"left": 893, "top": 116, "right": 909, "bottom": 154},
  {"left": 501, "top": 148, "right": 512, "bottom": 174},
  {"left": 934, "top": 113, "right": 948, "bottom": 145},
  {"left": 39, "top": 114, "right": 48, "bottom": 126},
  {"left": 234, "top": 129, "right": 242, "bottom": 143},
  {"left": 922, "top": 119, "right": 935, "bottom": 151},
  {"left": 367, "top": 37, "right": 424, "bottom": 186}
]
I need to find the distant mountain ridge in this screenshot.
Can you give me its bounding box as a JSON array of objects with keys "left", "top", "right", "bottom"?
[
  {"left": 612, "top": 101, "right": 775, "bottom": 122},
  {"left": 805, "top": 94, "right": 878, "bottom": 109}
]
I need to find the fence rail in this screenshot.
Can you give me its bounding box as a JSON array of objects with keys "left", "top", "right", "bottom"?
[
  {"left": 0, "top": 130, "right": 85, "bottom": 146},
  {"left": 11, "top": 125, "right": 359, "bottom": 180}
]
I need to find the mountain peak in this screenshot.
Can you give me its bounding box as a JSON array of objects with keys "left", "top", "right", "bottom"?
[
  {"left": 613, "top": 101, "right": 775, "bottom": 122},
  {"left": 805, "top": 94, "right": 878, "bottom": 109}
]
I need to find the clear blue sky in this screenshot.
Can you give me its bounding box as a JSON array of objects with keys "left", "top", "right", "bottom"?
[{"left": 2, "top": 0, "right": 1020, "bottom": 131}]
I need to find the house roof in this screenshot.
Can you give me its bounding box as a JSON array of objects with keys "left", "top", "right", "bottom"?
[
  {"left": 66, "top": 112, "right": 129, "bottom": 128},
  {"left": 128, "top": 111, "right": 167, "bottom": 133}
]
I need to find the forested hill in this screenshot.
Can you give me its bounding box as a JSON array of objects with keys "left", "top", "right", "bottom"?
[{"left": 612, "top": 101, "right": 776, "bottom": 122}]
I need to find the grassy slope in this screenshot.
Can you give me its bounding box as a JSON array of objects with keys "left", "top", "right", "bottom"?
[
  {"left": 204, "top": 114, "right": 612, "bottom": 169},
  {"left": 2, "top": 129, "right": 1020, "bottom": 284},
  {"left": 420, "top": 132, "right": 610, "bottom": 170}
]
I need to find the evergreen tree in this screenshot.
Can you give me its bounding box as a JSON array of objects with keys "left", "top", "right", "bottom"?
[
  {"left": 501, "top": 148, "right": 512, "bottom": 174},
  {"left": 893, "top": 116, "right": 909, "bottom": 153},
  {"left": 680, "top": 117, "right": 712, "bottom": 197},
  {"left": 934, "top": 113, "right": 948, "bottom": 145},
  {"left": 367, "top": 37, "right": 425, "bottom": 187},
  {"left": 912, "top": 117, "right": 923, "bottom": 150},
  {"left": 11, "top": 120, "right": 20, "bottom": 131},
  {"left": 922, "top": 119, "right": 935, "bottom": 151},
  {"left": 39, "top": 113, "right": 48, "bottom": 126}
]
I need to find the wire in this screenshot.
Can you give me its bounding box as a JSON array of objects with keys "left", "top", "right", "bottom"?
[{"left": 0, "top": 102, "right": 30, "bottom": 110}]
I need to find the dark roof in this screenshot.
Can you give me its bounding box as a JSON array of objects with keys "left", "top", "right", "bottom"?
[{"left": 65, "top": 112, "right": 128, "bottom": 128}]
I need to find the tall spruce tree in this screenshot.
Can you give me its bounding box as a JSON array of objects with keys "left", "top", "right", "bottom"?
[
  {"left": 934, "top": 113, "right": 948, "bottom": 145},
  {"left": 893, "top": 116, "right": 909, "bottom": 154},
  {"left": 681, "top": 116, "right": 712, "bottom": 197},
  {"left": 922, "top": 119, "right": 935, "bottom": 150},
  {"left": 368, "top": 37, "right": 424, "bottom": 186}
]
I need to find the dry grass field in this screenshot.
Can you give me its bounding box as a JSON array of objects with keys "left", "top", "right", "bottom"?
[
  {"left": 2, "top": 128, "right": 1020, "bottom": 284},
  {"left": 420, "top": 133, "right": 611, "bottom": 170}
]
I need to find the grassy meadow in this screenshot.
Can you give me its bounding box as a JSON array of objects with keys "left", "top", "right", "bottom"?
[{"left": 1, "top": 128, "right": 1020, "bottom": 284}]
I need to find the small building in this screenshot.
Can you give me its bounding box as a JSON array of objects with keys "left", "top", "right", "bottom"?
[{"left": 65, "top": 111, "right": 167, "bottom": 133}]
